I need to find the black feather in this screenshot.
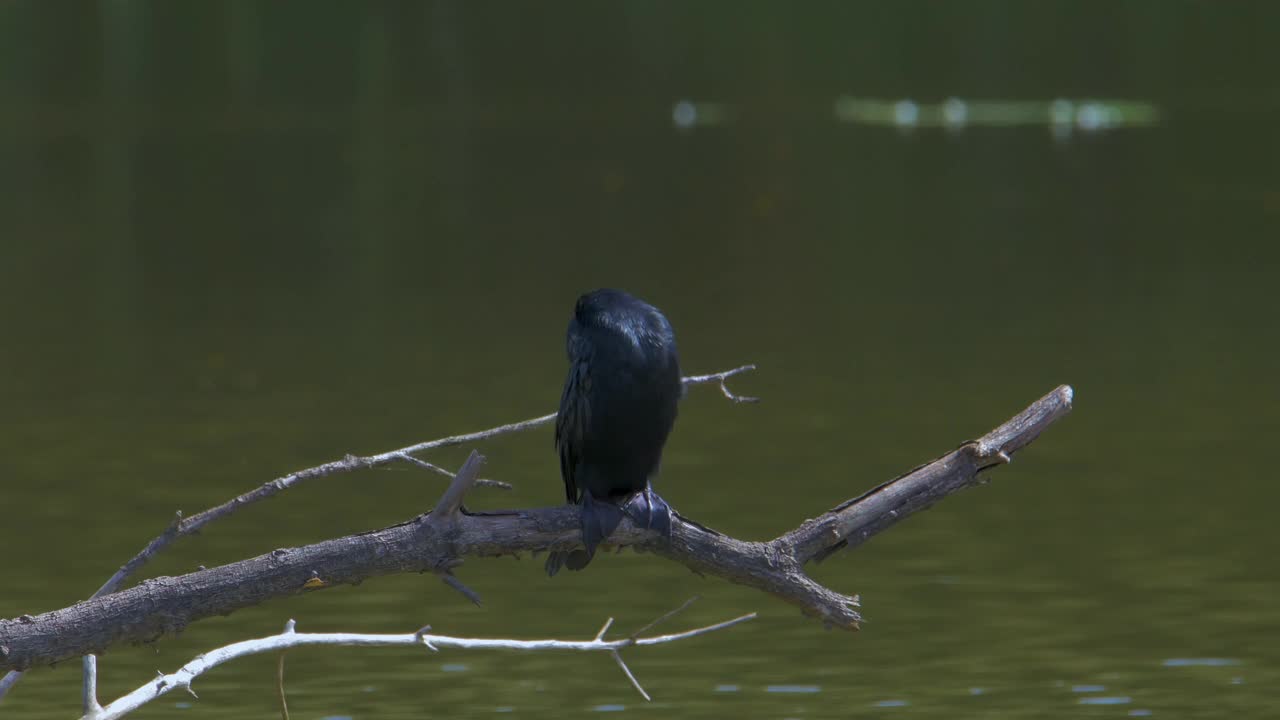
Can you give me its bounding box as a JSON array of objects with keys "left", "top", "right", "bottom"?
[{"left": 546, "top": 289, "right": 681, "bottom": 576}]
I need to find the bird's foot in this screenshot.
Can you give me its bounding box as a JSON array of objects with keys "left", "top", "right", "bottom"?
[{"left": 621, "top": 485, "right": 673, "bottom": 537}]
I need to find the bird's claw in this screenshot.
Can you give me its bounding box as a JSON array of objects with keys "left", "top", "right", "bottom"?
[{"left": 621, "top": 485, "right": 672, "bottom": 537}]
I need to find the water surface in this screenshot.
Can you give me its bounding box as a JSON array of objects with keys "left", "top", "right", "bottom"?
[{"left": 2, "top": 3, "right": 1278, "bottom": 718}]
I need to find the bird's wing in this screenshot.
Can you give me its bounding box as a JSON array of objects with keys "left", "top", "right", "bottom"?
[{"left": 555, "top": 360, "right": 590, "bottom": 504}]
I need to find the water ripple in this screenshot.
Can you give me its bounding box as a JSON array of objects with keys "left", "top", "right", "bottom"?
[
  {"left": 1079, "top": 696, "right": 1131, "bottom": 705},
  {"left": 1162, "top": 657, "right": 1241, "bottom": 667},
  {"left": 766, "top": 685, "right": 822, "bottom": 694}
]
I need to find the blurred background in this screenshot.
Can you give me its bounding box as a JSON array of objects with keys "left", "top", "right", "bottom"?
[{"left": 2, "top": 2, "right": 1277, "bottom": 717}]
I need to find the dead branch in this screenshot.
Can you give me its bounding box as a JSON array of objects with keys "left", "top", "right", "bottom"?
[
  {"left": 83, "top": 604, "right": 754, "bottom": 720},
  {"left": 0, "top": 384, "right": 1072, "bottom": 672},
  {"left": 0, "top": 365, "right": 757, "bottom": 700}
]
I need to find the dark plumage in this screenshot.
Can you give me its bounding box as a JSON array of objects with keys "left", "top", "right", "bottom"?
[{"left": 546, "top": 289, "right": 682, "bottom": 575}]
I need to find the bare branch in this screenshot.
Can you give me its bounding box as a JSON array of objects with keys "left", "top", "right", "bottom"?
[
  {"left": 682, "top": 364, "right": 759, "bottom": 403},
  {"left": 90, "top": 366, "right": 752, "bottom": 601},
  {"left": 0, "top": 365, "right": 757, "bottom": 703},
  {"left": 790, "top": 384, "right": 1075, "bottom": 566},
  {"left": 0, "top": 384, "right": 1071, "bottom": 670},
  {"left": 82, "top": 612, "right": 753, "bottom": 719}
]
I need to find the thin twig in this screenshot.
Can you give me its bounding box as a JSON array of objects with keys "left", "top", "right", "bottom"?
[
  {"left": 627, "top": 595, "right": 700, "bottom": 641},
  {"left": 631, "top": 613, "right": 757, "bottom": 646},
  {"left": 594, "top": 618, "right": 614, "bottom": 642},
  {"left": 438, "top": 573, "right": 483, "bottom": 607},
  {"left": 611, "top": 650, "right": 650, "bottom": 701},
  {"left": 395, "top": 453, "right": 512, "bottom": 490},
  {"left": 276, "top": 619, "right": 294, "bottom": 720},
  {"left": 683, "top": 364, "right": 759, "bottom": 403},
  {"left": 275, "top": 652, "right": 288, "bottom": 720}
]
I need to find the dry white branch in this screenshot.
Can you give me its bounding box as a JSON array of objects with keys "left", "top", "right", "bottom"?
[{"left": 82, "top": 608, "right": 756, "bottom": 720}]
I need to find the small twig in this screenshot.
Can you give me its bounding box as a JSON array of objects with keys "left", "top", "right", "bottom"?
[
  {"left": 438, "top": 572, "right": 483, "bottom": 607},
  {"left": 275, "top": 651, "right": 288, "bottom": 720},
  {"left": 277, "top": 619, "right": 295, "bottom": 719},
  {"left": 627, "top": 596, "right": 700, "bottom": 642},
  {"left": 395, "top": 453, "right": 512, "bottom": 490},
  {"left": 594, "top": 618, "right": 614, "bottom": 642},
  {"left": 611, "top": 650, "right": 650, "bottom": 701},
  {"left": 413, "top": 625, "right": 438, "bottom": 652},
  {"left": 630, "top": 613, "right": 757, "bottom": 647},
  {"left": 683, "top": 364, "right": 759, "bottom": 403},
  {"left": 80, "top": 656, "right": 101, "bottom": 716}
]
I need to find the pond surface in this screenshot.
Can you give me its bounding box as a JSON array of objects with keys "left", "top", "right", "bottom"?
[{"left": 2, "top": 3, "right": 1278, "bottom": 718}]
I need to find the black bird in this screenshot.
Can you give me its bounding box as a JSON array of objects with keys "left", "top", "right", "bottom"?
[{"left": 546, "top": 289, "right": 682, "bottom": 575}]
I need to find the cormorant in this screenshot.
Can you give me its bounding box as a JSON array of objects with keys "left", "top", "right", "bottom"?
[{"left": 546, "top": 289, "right": 682, "bottom": 575}]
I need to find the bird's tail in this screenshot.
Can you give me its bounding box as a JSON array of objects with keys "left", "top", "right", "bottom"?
[{"left": 545, "top": 492, "right": 624, "bottom": 576}]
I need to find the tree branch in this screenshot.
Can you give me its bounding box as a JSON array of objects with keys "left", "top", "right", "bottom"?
[
  {"left": 0, "top": 384, "right": 1072, "bottom": 671},
  {"left": 0, "top": 365, "right": 757, "bottom": 700},
  {"left": 82, "top": 607, "right": 755, "bottom": 720}
]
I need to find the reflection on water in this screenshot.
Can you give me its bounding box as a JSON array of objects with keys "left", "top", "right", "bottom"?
[
  {"left": 833, "top": 96, "right": 1161, "bottom": 133},
  {"left": 765, "top": 685, "right": 821, "bottom": 694},
  {"left": 1163, "top": 657, "right": 1241, "bottom": 667},
  {"left": 3, "top": 2, "right": 1280, "bottom": 718},
  {"left": 1079, "top": 695, "right": 1131, "bottom": 705}
]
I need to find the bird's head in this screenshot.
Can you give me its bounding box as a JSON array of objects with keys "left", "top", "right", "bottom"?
[{"left": 572, "top": 288, "right": 676, "bottom": 354}]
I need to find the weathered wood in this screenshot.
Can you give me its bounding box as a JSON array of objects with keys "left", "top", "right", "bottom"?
[{"left": 0, "top": 384, "right": 1072, "bottom": 672}]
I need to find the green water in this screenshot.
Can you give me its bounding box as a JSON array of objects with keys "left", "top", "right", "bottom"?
[{"left": 2, "top": 3, "right": 1278, "bottom": 717}]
